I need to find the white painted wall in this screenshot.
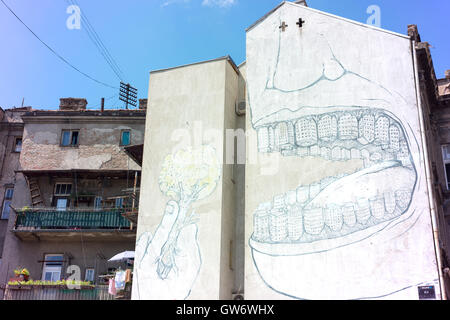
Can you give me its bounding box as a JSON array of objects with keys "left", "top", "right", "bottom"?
[
  {"left": 245, "top": 2, "right": 440, "bottom": 300},
  {"left": 133, "top": 59, "right": 239, "bottom": 300}
]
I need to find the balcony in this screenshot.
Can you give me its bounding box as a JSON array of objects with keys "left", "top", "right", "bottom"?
[
  {"left": 12, "top": 208, "right": 136, "bottom": 241},
  {"left": 2, "top": 284, "right": 120, "bottom": 300}
]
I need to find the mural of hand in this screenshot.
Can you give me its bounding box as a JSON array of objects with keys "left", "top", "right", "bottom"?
[{"left": 133, "top": 200, "right": 201, "bottom": 300}]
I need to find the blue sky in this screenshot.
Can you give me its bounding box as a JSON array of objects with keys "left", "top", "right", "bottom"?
[{"left": 0, "top": 0, "right": 448, "bottom": 110}]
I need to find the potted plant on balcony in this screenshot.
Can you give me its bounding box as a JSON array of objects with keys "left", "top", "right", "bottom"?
[
  {"left": 20, "top": 268, "right": 30, "bottom": 281},
  {"left": 13, "top": 267, "right": 22, "bottom": 278}
]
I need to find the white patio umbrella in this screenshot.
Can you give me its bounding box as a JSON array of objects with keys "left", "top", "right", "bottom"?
[{"left": 108, "top": 251, "right": 135, "bottom": 262}]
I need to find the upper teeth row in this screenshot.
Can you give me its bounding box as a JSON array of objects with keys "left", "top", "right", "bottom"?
[{"left": 257, "top": 111, "right": 404, "bottom": 154}]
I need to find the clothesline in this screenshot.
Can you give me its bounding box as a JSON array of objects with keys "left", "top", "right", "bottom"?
[{"left": 108, "top": 268, "right": 132, "bottom": 297}]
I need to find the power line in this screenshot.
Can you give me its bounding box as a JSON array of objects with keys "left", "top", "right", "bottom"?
[
  {"left": 0, "top": 0, "right": 118, "bottom": 89},
  {"left": 67, "top": 0, "right": 126, "bottom": 81},
  {"left": 72, "top": 0, "right": 125, "bottom": 80}
]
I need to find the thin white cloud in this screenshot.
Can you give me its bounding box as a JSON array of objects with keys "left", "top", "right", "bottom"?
[
  {"left": 201, "top": 0, "right": 236, "bottom": 8},
  {"left": 161, "top": 0, "right": 190, "bottom": 8}
]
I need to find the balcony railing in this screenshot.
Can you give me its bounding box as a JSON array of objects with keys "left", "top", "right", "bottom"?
[
  {"left": 14, "top": 208, "right": 131, "bottom": 230},
  {"left": 3, "top": 284, "right": 118, "bottom": 300}
]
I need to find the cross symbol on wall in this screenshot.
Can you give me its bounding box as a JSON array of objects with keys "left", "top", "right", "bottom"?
[
  {"left": 296, "top": 18, "right": 305, "bottom": 28},
  {"left": 279, "top": 21, "right": 288, "bottom": 32}
]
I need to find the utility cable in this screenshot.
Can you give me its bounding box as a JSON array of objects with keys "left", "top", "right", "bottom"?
[
  {"left": 0, "top": 0, "right": 118, "bottom": 89},
  {"left": 66, "top": 0, "right": 125, "bottom": 81}
]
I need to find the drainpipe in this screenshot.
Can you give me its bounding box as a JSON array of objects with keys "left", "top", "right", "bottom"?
[{"left": 412, "top": 41, "right": 447, "bottom": 300}]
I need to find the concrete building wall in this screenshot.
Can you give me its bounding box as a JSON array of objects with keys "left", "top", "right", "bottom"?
[
  {"left": 245, "top": 2, "right": 440, "bottom": 299},
  {"left": 133, "top": 58, "right": 240, "bottom": 300}
]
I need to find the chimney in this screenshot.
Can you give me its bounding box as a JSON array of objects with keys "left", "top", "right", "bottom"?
[
  {"left": 101, "top": 97, "right": 105, "bottom": 112},
  {"left": 293, "top": 0, "right": 307, "bottom": 6},
  {"left": 59, "top": 98, "right": 87, "bottom": 111},
  {"left": 139, "top": 99, "right": 148, "bottom": 110},
  {"left": 446, "top": 70, "right": 450, "bottom": 79},
  {"left": 407, "top": 25, "right": 421, "bottom": 43}
]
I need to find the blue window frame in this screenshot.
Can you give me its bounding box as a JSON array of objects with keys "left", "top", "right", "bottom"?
[{"left": 120, "top": 130, "right": 131, "bottom": 146}]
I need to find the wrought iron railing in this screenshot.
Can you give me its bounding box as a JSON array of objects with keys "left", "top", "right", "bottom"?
[{"left": 14, "top": 209, "right": 131, "bottom": 230}]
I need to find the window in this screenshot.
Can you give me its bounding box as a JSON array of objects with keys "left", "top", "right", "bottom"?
[
  {"left": 94, "top": 196, "right": 102, "bottom": 209},
  {"left": 13, "top": 137, "right": 22, "bottom": 153},
  {"left": 85, "top": 268, "right": 95, "bottom": 282},
  {"left": 442, "top": 145, "right": 450, "bottom": 189},
  {"left": 61, "top": 130, "right": 79, "bottom": 147},
  {"left": 42, "top": 254, "right": 64, "bottom": 282},
  {"left": 120, "top": 130, "right": 131, "bottom": 146},
  {"left": 56, "top": 199, "right": 68, "bottom": 211},
  {"left": 54, "top": 183, "right": 71, "bottom": 210},
  {"left": 1, "top": 188, "right": 14, "bottom": 220},
  {"left": 115, "top": 197, "right": 124, "bottom": 208},
  {"left": 54, "top": 183, "right": 72, "bottom": 196}
]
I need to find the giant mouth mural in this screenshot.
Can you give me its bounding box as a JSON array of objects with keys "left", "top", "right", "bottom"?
[
  {"left": 251, "top": 108, "right": 417, "bottom": 250},
  {"left": 247, "top": 8, "right": 427, "bottom": 299}
]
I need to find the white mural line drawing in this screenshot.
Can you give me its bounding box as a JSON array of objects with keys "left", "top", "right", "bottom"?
[
  {"left": 134, "top": 145, "right": 221, "bottom": 300},
  {"left": 247, "top": 9, "right": 426, "bottom": 299}
]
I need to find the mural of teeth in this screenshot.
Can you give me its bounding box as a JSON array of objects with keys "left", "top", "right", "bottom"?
[
  {"left": 397, "top": 140, "right": 411, "bottom": 166},
  {"left": 361, "top": 149, "right": 371, "bottom": 167},
  {"left": 268, "top": 127, "right": 275, "bottom": 151},
  {"left": 296, "top": 186, "right": 310, "bottom": 204},
  {"left": 318, "top": 114, "right": 338, "bottom": 142},
  {"left": 269, "top": 208, "right": 288, "bottom": 242},
  {"left": 303, "top": 207, "right": 324, "bottom": 235},
  {"left": 295, "top": 118, "right": 318, "bottom": 147},
  {"left": 331, "top": 147, "right": 341, "bottom": 160},
  {"left": 273, "top": 194, "right": 285, "bottom": 209},
  {"left": 342, "top": 148, "right": 351, "bottom": 160},
  {"left": 324, "top": 206, "right": 343, "bottom": 232},
  {"left": 370, "top": 152, "right": 382, "bottom": 162},
  {"left": 384, "top": 192, "right": 396, "bottom": 214},
  {"left": 375, "top": 116, "right": 390, "bottom": 146},
  {"left": 310, "top": 145, "right": 319, "bottom": 156},
  {"left": 356, "top": 199, "right": 371, "bottom": 224},
  {"left": 285, "top": 190, "right": 297, "bottom": 207},
  {"left": 288, "top": 205, "right": 304, "bottom": 241},
  {"left": 395, "top": 189, "right": 411, "bottom": 212},
  {"left": 351, "top": 148, "right": 361, "bottom": 160},
  {"left": 338, "top": 113, "right": 358, "bottom": 140},
  {"left": 321, "top": 147, "right": 331, "bottom": 159},
  {"left": 275, "top": 122, "right": 295, "bottom": 150},
  {"left": 342, "top": 204, "right": 357, "bottom": 227},
  {"left": 297, "top": 147, "right": 309, "bottom": 157},
  {"left": 389, "top": 125, "right": 401, "bottom": 151},
  {"left": 358, "top": 114, "right": 375, "bottom": 145},
  {"left": 257, "top": 127, "right": 270, "bottom": 153},
  {"left": 369, "top": 197, "right": 385, "bottom": 220},
  {"left": 254, "top": 203, "right": 271, "bottom": 241}
]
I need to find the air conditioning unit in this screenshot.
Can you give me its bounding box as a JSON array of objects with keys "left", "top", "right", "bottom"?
[
  {"left": 235, "top": 101, "right": 246, "bottom": 116},
  {"left": 232, "top": 293, "right": 244, "bottom": 300}
]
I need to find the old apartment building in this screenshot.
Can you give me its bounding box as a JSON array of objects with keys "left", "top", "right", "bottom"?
[{"left": 0, "top": 98, "right": 145, "bottom": 298}]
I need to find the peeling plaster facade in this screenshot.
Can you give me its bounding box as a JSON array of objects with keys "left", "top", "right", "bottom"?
[{"left": 0, "top": 106, "right": 145, "bottom": 299}]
